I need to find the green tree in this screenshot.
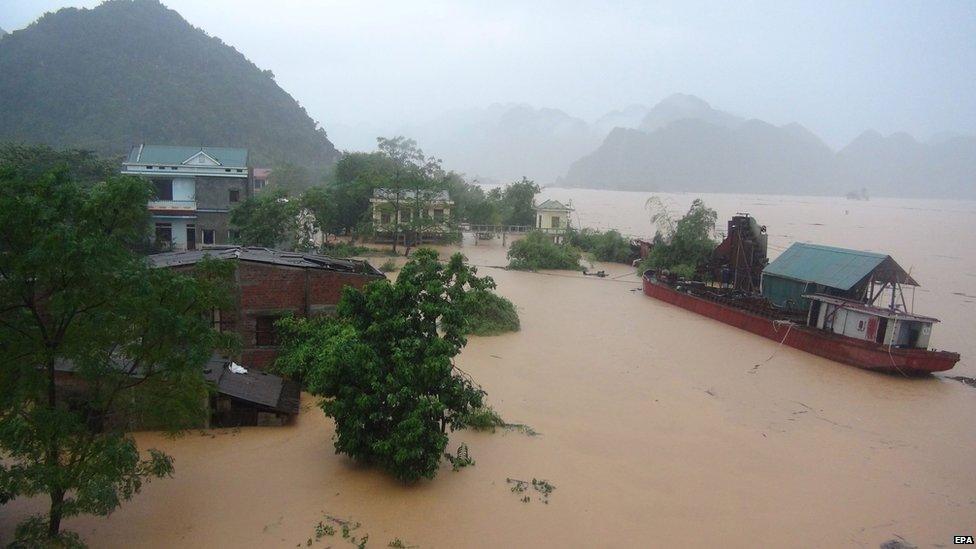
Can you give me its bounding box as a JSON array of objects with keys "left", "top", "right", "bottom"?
[
  {"left": 507, "top": 231, "right": 582, "bottom": 271},
  {"left": 229, "top": 188, "right": 301, "bottom": 248},
  {"left": 565, "top": 228, "right": 633, "bottom": 263},
  {"left": 0, "top": 144, "right": 117, "bottom": 187},
  {"left": 300, "top": 186, "right": 339, "bottom": 242},
  {"left": 275, "top": 249, "right": 489, "bottom": 482},
  {"left": 0, "top": 160, "right": 235, "bottom": 544},
  {"left": 498, "top": 177, "right": 541, "bottom": 226},
  {"left": 637, "top": 198, "right": 718, "bottom": 277},
  {"left": 458, "top": 290, "right": 520, "bottom": 336},
  {"left": 329, "top": 151, "right": 395, "bottom": 234},
  {"left": 268, "top": 162, "right": 314, "bottom": 194},
  {"left": 444, "top": 175, "right": 498, "bottom": 225}
]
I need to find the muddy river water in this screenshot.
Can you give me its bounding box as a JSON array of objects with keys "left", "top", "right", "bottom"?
[{"left": 2, "top": 190, "right": 974, "bottom": 547}]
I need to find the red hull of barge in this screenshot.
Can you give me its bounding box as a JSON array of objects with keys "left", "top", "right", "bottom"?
[{"left": 642, "top": 275, "right": 959, "bottom": 374}]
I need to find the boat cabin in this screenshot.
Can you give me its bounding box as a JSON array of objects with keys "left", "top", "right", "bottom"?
[{"left": 806, "top": 294, "right": 938, "bottom": 349}]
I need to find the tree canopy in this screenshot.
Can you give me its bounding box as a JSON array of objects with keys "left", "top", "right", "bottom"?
[
  {"left": 638, "top": 198, "right": 718, "bottom": 278},
  {"left": 0, "top": 151, "right": 235, "bottom": 544},
  {"left": 275, "top": 249, "right": 490, "bottom": 482},
  {"left": 229, "top": 188, "right": 302, "bottom": 249},
  {"left": 507, "top": 231, "right": 582, "bottom": 271}
]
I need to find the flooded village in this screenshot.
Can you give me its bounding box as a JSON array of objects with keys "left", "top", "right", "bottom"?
[{"left": 2, "top": 2, "right": 976, "bottom": 549}]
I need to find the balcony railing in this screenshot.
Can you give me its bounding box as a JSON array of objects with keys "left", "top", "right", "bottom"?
[{"left": 148, "top": 200, "right": 197, "bottom": 211}]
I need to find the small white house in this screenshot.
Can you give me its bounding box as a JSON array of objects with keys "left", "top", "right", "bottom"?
[{"left": 534, "top": 199, "right": 573, "bottom": 233}]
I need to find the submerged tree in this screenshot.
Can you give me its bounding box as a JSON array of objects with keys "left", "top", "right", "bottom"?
[
  {"left": 507, "top": 231, "right": 582, "bottom": 271},
  {"left": 638, "top": 198, "right": 718, "bottom": 278},
  {"left": 275, "top": 249, "right": 489, "bottom": 482},
  {"left": 0, "top": 160, "right": 235, "bottom": 545}
]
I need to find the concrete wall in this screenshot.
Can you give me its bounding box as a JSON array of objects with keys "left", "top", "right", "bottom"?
[{"left": 195, "top": 176, "right": 249, "bottom": 211}]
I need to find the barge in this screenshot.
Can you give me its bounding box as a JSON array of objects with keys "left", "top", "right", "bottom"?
[
  {"left": 641, "top": 214, "right": 960, "bottom": 374},
  {"left": 642, "top": 273, "right": 959, "bottom": 374}
]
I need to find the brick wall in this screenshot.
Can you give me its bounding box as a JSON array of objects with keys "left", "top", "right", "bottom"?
[{"left": 235, "top": 261, "right": 381, "bottom": 369}]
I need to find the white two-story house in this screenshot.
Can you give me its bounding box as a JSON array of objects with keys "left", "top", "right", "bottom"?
[{"left": 122, "top": 145, "right": 252, "bottom": 251}]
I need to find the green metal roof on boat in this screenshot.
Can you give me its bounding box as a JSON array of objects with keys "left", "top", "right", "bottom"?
[
  {"left": 762, "top": 242, "right": 917, "bottom": 291},
  {"left": 125, "top": 145, "right": 249, "bottom": 167}
]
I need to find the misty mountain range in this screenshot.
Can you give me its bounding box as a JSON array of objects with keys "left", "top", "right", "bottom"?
[
  {"left": 0, "top": 2, "right": 971, "bottom": 198},
  {"left": 398, "top": 93, "right": 974, "bottom": 198}
]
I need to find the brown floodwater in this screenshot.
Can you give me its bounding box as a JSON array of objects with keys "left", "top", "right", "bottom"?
[{"left": 2, "top": 191, "right": 974, "bottom": 548}]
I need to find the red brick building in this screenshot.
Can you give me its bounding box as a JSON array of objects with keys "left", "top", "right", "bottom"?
[{"left": 150, "top": 246, "right": 385, "bottom": 369}]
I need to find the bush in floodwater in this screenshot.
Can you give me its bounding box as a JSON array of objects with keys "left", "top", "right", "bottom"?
[
  {"left": 459, "top": 289, "right": 520, "bottom": 336},
  {"left": 507, "top": 231, "right": 582, "bottom": 271},
  {"left": 565, "top": 227, "right": 633, "bottom": 263},
  {"left": 321, "top": 241, "right": 371, "bottom": 258}
]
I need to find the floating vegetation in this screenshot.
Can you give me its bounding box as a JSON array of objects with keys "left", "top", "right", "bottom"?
[
  {"left": 506, "top": 477, "right": 556, "bottom": 504},
  {"left": 462, "top": 406, "right": 539, "bottom": 436},
  {"left": 303, "top": 513, "right": 368, "bottom": 547},
  {"left": 444, "top": 442, "right": 475, "bottom": 471}
]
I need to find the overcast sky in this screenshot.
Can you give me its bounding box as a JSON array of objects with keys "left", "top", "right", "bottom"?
[{"left": 3, "top": 0, "right": 975, "bottom": 149}]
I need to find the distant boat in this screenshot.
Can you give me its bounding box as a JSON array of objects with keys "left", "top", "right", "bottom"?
[{"left": 641, "top": 216, "right": 960, "bottom": 374}]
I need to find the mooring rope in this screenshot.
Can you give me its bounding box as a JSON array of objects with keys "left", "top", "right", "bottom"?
[{"left": 753, "top": 320, "right": 795, "bottom": 367}]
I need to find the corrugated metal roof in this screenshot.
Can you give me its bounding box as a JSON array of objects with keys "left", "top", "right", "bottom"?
[
  {"left": 126, "top": 145, "right": 248, "bottom": 167},
  {"left": 535, "top": 199, "right": 572, "bottom": 211},
  {"left": 763, "top": 243, "right": 914, "bottom": 291},
  {"left": 148, "top": 246, "right": 385, "bottom": 276},
  {"left": 204, "top": 357, "right": 300, "bottom": 414}
]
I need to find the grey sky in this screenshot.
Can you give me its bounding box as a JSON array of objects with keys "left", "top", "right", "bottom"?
[{"left": 2, "top": 0, "right": 975, "bottom": 149}]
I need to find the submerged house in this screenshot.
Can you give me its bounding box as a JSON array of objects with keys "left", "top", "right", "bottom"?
[
  {"left": 204, "top": 356, "right": 300, "bottom": 427},
  {"left": 150, "top": 246, "right": 385, "bottom": 369},
  {"left": 370, "top": 188, "right": 454, "bottom": 243},
  {"left": 122, "top": 145, "right": 252, "bottom": 251},
  {"left": 761, "top": 243, "right": 935, "bottom": 349},
  {"left": 534, "top": 199, "right": 573, "bottom": 233}
]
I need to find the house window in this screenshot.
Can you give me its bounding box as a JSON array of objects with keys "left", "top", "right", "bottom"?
[
  {"left": 433, "top": 208, "right": 445, "bottom": 222},
  {"left": 551, "top": 216, "right": 561, "bottom": 229},
  {"left": 229, "top": 229, "right": 241, "bottom": 242},
  {"left": 224, "top": 168, "right": 231, "bottom": 172},
  {"left": 255, "top": 315, "right": 279, "bottom": 346},
  {"left": 153, "top": 179, "right": 173, "bottom": 200},
  {"left": 170, "top": 166, "right": 177, "bottom": 170},
  {"left": 229, "top": 189, "right": 240, "bottom": 203},
  {"left": 154, "top": 222, "right": 172, "bottom": 243},
  {"left": 381, "top": 211, "right": 392, "bottom": 224},
  {"left": 857, "top": 320, "right": 865, "bottom": 331},
  {"left": 146, "top": 166, "right": 153, "bottom": 169},
  {"left": 202, "top": 229, "right": 215, "bottom": 245},
  {"left": 402, "top": 209, "right": 412, "bottom": 222},
  {"left": 254, "top": 179, "right": 265, "bottom": 190}
]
